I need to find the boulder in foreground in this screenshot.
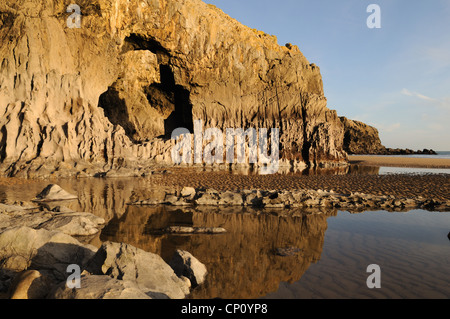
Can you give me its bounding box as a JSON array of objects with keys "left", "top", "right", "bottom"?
[
  {"left": 85, "top": 242, "right": 190, "bottom": 299},
  {"left": 8, "top": 270, "right": 52, "bottom": 299},
  {"left": 169, "top": 250, "right": 207, "bottom": 287},
  {"left": 0, "top": 226, "right": 96, "bottom": 281}
]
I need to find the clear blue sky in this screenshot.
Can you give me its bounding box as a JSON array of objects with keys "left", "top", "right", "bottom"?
[{"left": 206, "top": 0, "right": 450, "bottom": 151}]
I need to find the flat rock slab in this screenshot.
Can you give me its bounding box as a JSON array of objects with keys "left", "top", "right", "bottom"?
[
  {"left": 165, "top": 226, "right": 227, "bottom": 234},
  {"left": 0, "top": 210, "right": 105, "bottom": 237},
  {"left": 131, "top": 187, "right": 450, "bottom": 212},
  {"left": 49, "top": 275, "right": 153, "bottom": 299},
  {"left": 0, "top": 226, "right": 97, "bottom": 281},
  {"left": 33, "top": 185, "right": 78, "bottom": 202}
]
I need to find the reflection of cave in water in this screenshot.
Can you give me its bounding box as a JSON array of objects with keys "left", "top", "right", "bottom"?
[{"left": 100, "top": 204, "right": 337, "bottom": 299}]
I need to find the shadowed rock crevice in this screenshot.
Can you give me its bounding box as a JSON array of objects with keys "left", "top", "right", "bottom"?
[
  {"left": 124, "top": 34, "right": 170, "bottom": 58},
  {"left": 98, "top": 87, "right": 139, "bottom": 142},
  {"left": 99, "top": 34, "right": 194, "bottom": 142},
  {"left": 150, "top": 64, "right": 194, "bottom": 138},
  {"left": 0, "top": 126, "right": 7, "bottom": 162}
]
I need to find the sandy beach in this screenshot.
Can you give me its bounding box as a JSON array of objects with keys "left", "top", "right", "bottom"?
[{"left": 349, "top": 155, "right": 450, "bottom": 169}]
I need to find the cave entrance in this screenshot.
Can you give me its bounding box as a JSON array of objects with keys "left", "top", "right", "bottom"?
[
  {"left": 98, "top": 86, "right": 138, "bottom": 142},
  {"left": 157, "top": 64, "right": 194, "bottom": 138},
  {"left": 98, "top": 34, "right": 194, "bottom": 142},
  {"left": 124, "top": 34, "right": 194, "bottom": 138}
]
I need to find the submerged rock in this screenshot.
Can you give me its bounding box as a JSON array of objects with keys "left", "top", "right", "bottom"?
[
  {"left": 164, "top": 226, "right": 227, "bottom": 234},
  {"left": 275, "top": 247, "right": 303, "bottom": 257}
]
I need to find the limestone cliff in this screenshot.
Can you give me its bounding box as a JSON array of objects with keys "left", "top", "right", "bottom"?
[
  {"left": 0, "top": 0, "right": 348, "bottom": 177},
  {"left": 340, "top": 117, "right": 437, "bottom": 155},
  {"left": 340, "top": 117, "right": 386, "bottom": 155}
]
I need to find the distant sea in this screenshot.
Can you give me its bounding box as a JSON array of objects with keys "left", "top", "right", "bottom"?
[
  {"left": 405, "top": 151, "right": 450, "bottom": 159},
  {"left": 373, "top": 151, "right": 450, "bottom": 159}
]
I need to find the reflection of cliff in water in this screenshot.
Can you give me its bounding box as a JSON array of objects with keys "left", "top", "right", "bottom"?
[
  {"left": 101, "top": 205, "right": 337, "bottom": 299},
  {"left": 219, "top": 164, "right": 381, "bottom": 176}
]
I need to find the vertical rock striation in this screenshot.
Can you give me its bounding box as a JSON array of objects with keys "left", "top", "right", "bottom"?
[{"left": 0, "top": 0, "right": 348, "bottom": 177}]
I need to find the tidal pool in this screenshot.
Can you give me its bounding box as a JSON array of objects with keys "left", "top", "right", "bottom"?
[{"left": 0, "top": 177, "right": 448, "bottom": 299}]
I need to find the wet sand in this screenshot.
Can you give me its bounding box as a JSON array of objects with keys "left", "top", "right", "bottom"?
[
  {"left": 349, "top": 155, "right": 450, "bottom": 169},
  {"left": 145, "top": 168, "right": 450, "bottom": 201},
  {"left": 0, "top": 159, "right": 449, "bottom": 203}
]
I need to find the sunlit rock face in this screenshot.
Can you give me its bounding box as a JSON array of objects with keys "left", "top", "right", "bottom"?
[
  {"left": 340, "top": 117, "right": 386, "bottom": 155},
  {"left": 0, "top": 0, "right": 348, "bottom": 177}
]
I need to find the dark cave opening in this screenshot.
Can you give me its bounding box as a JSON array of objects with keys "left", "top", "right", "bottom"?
[
  {"left": 98, "top": 86, "right": 138, "bottom": 142},
  {"left": 0, "top": 126, "right": 7, "bottom": 162},
  {"left": 157, "top": 64, "right": 194, "bottom": 138},
  {"left": 98, "top": 34, "right": 194, "bottom": 142},
  {"left": 123, "top": 33, "right": 170, "bottom": 56}
]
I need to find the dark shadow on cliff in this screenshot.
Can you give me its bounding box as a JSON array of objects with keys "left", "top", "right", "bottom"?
[
  {"left": 0, "top": 126, "right": 7, "bottom": 163},
  {"left": 98, "top": 87, "right": 138, "bottom": 143},
  {"left": 123, "top": 34, "right": 194, "bottom": 139}
]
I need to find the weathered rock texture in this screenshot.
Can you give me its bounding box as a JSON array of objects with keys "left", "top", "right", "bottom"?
[
  {"left": 132, "top": 187, "right": 450, "bottom": 212},
  {"left": 0, "top": 226, "right": 97, "bottom": 280},
  {"left": 340, "top": 117, "right": 386, "bottom": 155},
  {"left": 0, "top": 0, "right": 348, "bottom": 177},
  {"left": 85, "top": 241, "right": 191, "bottom": 299},
  {"left": 169, "top": 249, "right": 207, "bottom": 287},
  {"left": 49, "top": 275, "right": 153, "bottom": 299},
  {"left": 340, "top": 117, "right": 437, "bottom": 155},
  {"left": 0, "top": 224, "right": 203, "bottom": 299}
]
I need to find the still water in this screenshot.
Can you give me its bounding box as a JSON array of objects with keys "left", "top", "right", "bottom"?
[{"left": 0, "top": 173, "right": 448, "bottom": 299}]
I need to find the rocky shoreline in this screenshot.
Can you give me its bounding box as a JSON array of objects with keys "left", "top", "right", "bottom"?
[
  {"left": 131, "top": 186, "right": 450, "bottom": 212},
  {"left": 0, "top": 185, "right": 207, "bottom": 299},
  {"left": 1, "top": 180, "right": 449, "bottom": 299}
]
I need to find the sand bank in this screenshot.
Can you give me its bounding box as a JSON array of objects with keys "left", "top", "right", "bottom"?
[{"left": 349, "top": 155, "right": 450, "bottom": 169}]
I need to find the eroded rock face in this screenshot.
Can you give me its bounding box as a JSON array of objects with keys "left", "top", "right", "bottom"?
[
  {"left": 340, "top": 117, "right": 386, "bottom": 155},
  {"left": 340, "top": 117, "right": 437, "bottom": 155},
  {"left": 0, "top": 0, "right": 349, "bottom": 177}
]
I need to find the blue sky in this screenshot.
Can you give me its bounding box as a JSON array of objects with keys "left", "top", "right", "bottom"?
[{"left": 205, "top": 0, "right": 450, "bottom": 151}]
